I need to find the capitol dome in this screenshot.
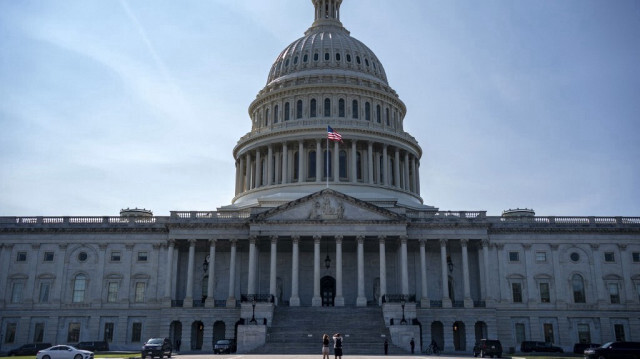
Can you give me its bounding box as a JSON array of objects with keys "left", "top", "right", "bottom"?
[{"left": 227, "top": 0, "right": 433, "bottom": 211}]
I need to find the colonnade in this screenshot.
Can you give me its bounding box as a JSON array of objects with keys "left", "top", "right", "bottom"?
[
  {"left": 234, "top": 139, "right": 420, "bottom": 196},
  {"left": 165, "top": 237, "right": 493, "bottom": 308}
]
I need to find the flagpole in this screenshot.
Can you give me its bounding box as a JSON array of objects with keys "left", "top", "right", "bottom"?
[{"left": 326, "top": 132, "right": 329, "bottom": 188}]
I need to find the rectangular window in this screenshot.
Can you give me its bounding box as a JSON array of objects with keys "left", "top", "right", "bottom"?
[
  {"left": 634, "top": 252, "right": 640, "bottom": 263},
  {"left": 539, "top": 283, "right": 550, "bottom": 303},
  {"left": 512, "top": 283, "right": 523, "bottom": 303},
  {"left": 609, "top": 283, "right": 620, "bottom": 304},
  {"left": 535, "top": 252, "right": 547, "bottom": 262},
  {"left": 17, "top": 252, "right": 27, "bottom": 262},
  {"left": 4, "top": 323, "right": 16, "bottom": 343},
  {"left": 131, "top": 322, "right": 142, "bottom": 343},
  {"left": 604, "top": 252, "right": 615, "bottom": 262},
  {"left": 544, "top": 323, "right": 555, "bottom": 343},
  {"left": 110, "top": 251, "right": 121, "bottom": 262},
  {"left": 43, "top": 252, "right": 54, "bottom": 262},
  {"left": 137, "top": 252, "right": 148, "bottom": 262},
  {"left": 34, "top": 323, "right": 45, "bottom": 343},
  {"left": 67, "top": 322, "right": 80, "bottom": 343},
  {"left": 135, "top": 282, "right": 146, "bottom": 303},
  {"left": 509, "top": 251, "right": 520, "bottom": 262},
  {"left": 577, "top": 324, "right": 591, "bottom": 344},
  {"left": 107, "top": 282, "right": 119, "bottom": 303},
  {"left": 11, "top": 282, "right": 23, "bottom": 303},
  {"left": 39, "top": 282, "right": 50, "bottom": 303},
  {"left": 515, "top": 323, "right": 526, "bottom": 345},
  {"left": 614, "top": 324, "right": 626, "bottom": 342},
  {"left": 104, "top": 322, "right": 114, "bottom": 342}
]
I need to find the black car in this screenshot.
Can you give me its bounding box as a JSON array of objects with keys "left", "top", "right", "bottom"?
[
  {"left": 75, "top": 342, "right": 109, "bottom": 352},
  {"left": 584, "top": 341, "right": 640, "bottom": 359},
  {"left": 520, "top": 341, "right": 563, "bottom": 353},
  {"left": 214, "top": 339, "right": 236, "bottom": 354},
  {"left": 8, "top": 343, "right": 52, "bottom": 356},
  {"left": 473, "top": 339, "right": 502, "bottom": 358},
  {"left": 141, "top": 338, "right": 172, "bottom": 358},
  {"left": 573, "top": 342, "right": 601, "bottom": 354}
]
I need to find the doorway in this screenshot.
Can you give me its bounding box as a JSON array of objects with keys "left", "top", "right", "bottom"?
[{"left": 321, "top": 276, "right": 335, "bottom": 306}]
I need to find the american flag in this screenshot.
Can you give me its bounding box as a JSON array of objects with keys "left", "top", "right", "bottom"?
[{"left": 327, "top": 126, "right": 343, "bottom": 142}]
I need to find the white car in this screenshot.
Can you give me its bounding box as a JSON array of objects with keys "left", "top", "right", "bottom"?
[{"left": 36, "top": 345, "right": 94, "bottom": 359}]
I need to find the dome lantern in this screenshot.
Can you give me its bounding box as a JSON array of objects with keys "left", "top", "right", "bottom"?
[{"left": 312, "top": 0, "right": 343, "bottom": 25}]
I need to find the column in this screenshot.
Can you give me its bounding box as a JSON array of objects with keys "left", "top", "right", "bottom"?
[
  {"left": 205, "top": 239, "right": 216, "bottom": 307},
  {"left": 394, "top": 148, "right": 401, "bottom": 188},
  {"left": 316, "top": 140, "right": 322, "bottom": 182},
  {"left": 482, "top": 239, "right": 493, "bottom": 304},
  {"left": 269, "top": 236, "right": 278, "bottom": 304},
  {"left": 247, "top": 236, "right": 257, "bottom": 295},
  {"left": 184, "top": 239, "right": 196, "bottom": 307},
  {"left": 244, "top": 153, "right": 251, "bottom": 191},
  {"left": 378, "top": 236, "right": 387, "bottom": 305},
  {"left": 290, "top": 236, "right": 300, "bottom": 306},
  {"left": 356, "top": 236, "right": 367, "bottom": 306},
  {"left": 226, "top": 239, "right": 237, "bottom": 307},
  {"left": 367, "top": 141, "right": 374, "bottom": 184},
  {"left": 235, "top": 158, "right": 242, "bottom": 194},
  {"left": 351, "top": 140, "right": 357, "bottom": 183},
  {"left": 400, "top": 236, "right": 409, "bottom": 295},
  {"left": 440, "top": 239, "right": 452, "bottom": 307},
  {"left": 312, "top": 235, "right": 322, "bottom": 306},
  {"left": 298, "top": 140, "right": 304, "bottom": 182},
  {"left": 275, "top": 149, "right": 281, "bottom": 184},
  {"left": 461, "top": 239, "right": 473, "bottom": 308},
  {"left": 335, "top": 235, "right": 344, "bottom": 306},
  {"left": 410, "top": 156, "right": 417, "bottom": 192},
  {"left": 404, "top": 151, "right": 410, "bottom": 190},
  {"left": 255, "top": 149, "right": 262, "bottom": 188},
  {"left": 383, "top": 144, "right": 389, "bottom": 186},
  {"left": 620, "top": 244, "right": 635, "bottom": 304},
  {"left": 420, "top": 239, "right": 429, "bottom": 307},
  {"left": 333, "top": 141, "right": 339, "bottom": 182},
  {"left": 267, "top": 144, "right": 273, "bottom": 185},
  {"left": 282, "top": 142, "right": 288, "bottom": 184},
  {"left": 164, "top": 240, "right": 175, "bottom": 303},
  {"left": 416, "top": 161, "right": 421, "bottom": 194}
]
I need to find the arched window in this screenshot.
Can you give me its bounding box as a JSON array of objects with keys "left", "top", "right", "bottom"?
[
  {"left": 310, "top": 99, "right": 317, "bottom": 118},
  {"left": 274, "top": 105, "right": 279, "bottom": 124},
  {"left": 376, "top": 104, "right": 381, "bottom": 123},
  {"left": 265, "top": 108, "right": 270, "bottom": 126},
  {"left": 324, "top": 98, "right": 331, "bottom": 117},
  {"left": 338, "top": 99, "right": 345, "bottom": 117},
  {"left": 385, "top": 108, "right": 390, "bottom": 126},
  {"left": 324, "top": 52, "right": 330, "bottom": 61},
  {"left": 352, "top": 100, "right": 359, "bottom": 119},
  {"left": 296, "top": 100, "right": 303, "bottom": 119},
  {"left": 73, "top": 274, "right": 86, "bottom": 303},
  {"left": 356, "top": 151, "right": 362, "bottom": 181},
  {"left": 335, "top": 53, "right": 341, "bottom": 62},
  {"left": 339, "top": 150, "right": 347, "bottom": 179},
  {"left": 314, "top": 52, "right": 319, "bottom": 61},
  {"left": 303, "top": 54, "right": 308, "bottom": 63},
  {"left": 365, "top": 102, "right": 371, "bottom": 121},
  {"left": 572, "top": 274, "right": 586, "bottom": 303},
  {"left": 308, "top": 151, "right": 316, "bottom": 179},
  {"left": 293, "top": 151, "right": 299, "bottom": 181},
  {"left": 284, "top": 102, "right": 290, "bottom": 121}
]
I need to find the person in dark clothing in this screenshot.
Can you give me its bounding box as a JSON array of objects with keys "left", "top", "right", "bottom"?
[
  {"left": 384, "top": 339, "right": 389, "bottom": 355},
  {"left": 333, "top": 333, "right": 343, "bottom": 359},
  {"left": 322, "top": 334, "right": 330, "bottom": 359},
  {"left": 410, "top": 338, "right": 415, "bottom": 354}
]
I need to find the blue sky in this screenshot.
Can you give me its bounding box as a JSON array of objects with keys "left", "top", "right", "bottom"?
[{"left": 1, "top": 0, "right": 639, "bottom": 217}]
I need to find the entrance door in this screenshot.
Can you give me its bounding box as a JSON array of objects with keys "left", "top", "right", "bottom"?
[{"left": 321, "top": 276, "right": 335, "bottom": 306}]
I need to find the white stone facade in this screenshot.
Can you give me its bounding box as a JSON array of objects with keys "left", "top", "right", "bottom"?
[{"left": 1, "top": 0, "right": 639, "bottom": 355}]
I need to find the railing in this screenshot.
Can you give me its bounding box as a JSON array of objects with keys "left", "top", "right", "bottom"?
[
  {"left": 1, "top": 216, "right": 167, "bottom": 225},
  {"left": 240, "top": 294, "right": 274, "bottom": 303},
  {"left": 383, "top": 294, "right": 416, "bottom": 303},
  {"left": 170, "top": 211, "right": 251, "bottom": 220}
]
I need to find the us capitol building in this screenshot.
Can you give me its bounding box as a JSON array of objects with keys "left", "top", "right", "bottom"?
[{"left": 1, "top": 0, "right": 639, "bottom": 355}]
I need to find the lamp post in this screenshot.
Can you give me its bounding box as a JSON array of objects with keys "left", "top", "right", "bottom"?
[
  {"left": 400, "top": 299, "right": 407, "bottom": 324},
  {"left": 250, "top": 298, "right": 257, "bottom": 324}
]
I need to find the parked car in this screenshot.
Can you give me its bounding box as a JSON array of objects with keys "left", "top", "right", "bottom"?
[
  {"left": 520, "top": 341, "right": 563, "bottom": 353},
  {"left": 473, "top": 339, "right": 502, "bottom": 358},
  {"left": 584, "top": 341, "right": 640, "bottom": 359},
  {"left": 8, "top": 343, "right": 52, "bottom": 356},
  {"left": 573, "top": 342, "right": 601, "bottom": 354},
  {"left": 35, "top": 345, "right": 93, "bottom": 359},
  {"left": 141, "top": 338, "right": 172, "bottom": 359},
  {"left": 214, "top": 339, "right": 236, "bottom": 354},
  {"left": 74, "top": 342, "right": 109, "bottom": 352}
]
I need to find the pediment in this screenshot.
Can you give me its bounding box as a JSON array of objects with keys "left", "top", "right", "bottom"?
[{"left": 251, "top": 189, "right": 404, "bottom": 223}]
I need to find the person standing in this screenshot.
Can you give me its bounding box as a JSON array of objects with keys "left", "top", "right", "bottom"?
[
  {"left": 410, "top": 338, "right": 415, "bottom": 354},
  {"left": 322, "top": 334, "right": 330, "bottom": 359},
  {"left": 333, "top": 333, "right": 343, "bottom": 359},
  {"left": 384, "top": 339, "right": 389, "bottom": 355}
]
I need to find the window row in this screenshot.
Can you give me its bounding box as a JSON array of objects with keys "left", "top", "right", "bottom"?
[
  {"left": 271, "top": 49, "right": 383, "bottom": 79},
  {"left": 11, "top": 250, "right": 149, "bottom": 263},
  {"left": 2, "top": 320, "right": 140, "bottom": 345},
  {"left": 254, "top": 98, "right": 401, "bottom": 128},
  {"left": 507, "top": 250, "right": 640, "bottom": 263}
]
